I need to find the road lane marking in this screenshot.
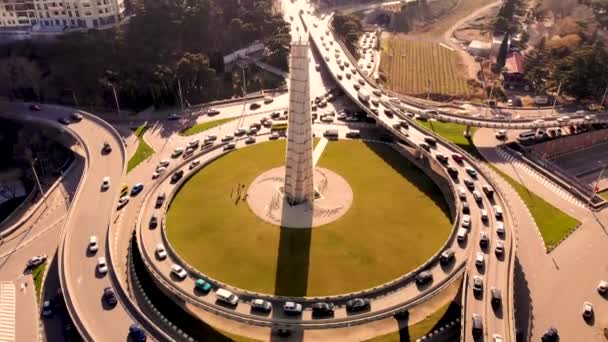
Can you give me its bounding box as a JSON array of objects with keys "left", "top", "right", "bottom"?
[{"left": 0, "top": 282, "right": 16, "bottom": 342}]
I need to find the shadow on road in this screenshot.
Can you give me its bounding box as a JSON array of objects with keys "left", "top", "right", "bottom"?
[{"left": 514, "top": 256, "right": 532, "bottom": 342}]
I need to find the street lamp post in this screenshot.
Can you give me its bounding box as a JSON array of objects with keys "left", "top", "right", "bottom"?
[
  {"left": 31, "top": 158, "right": 47, "bottom": 208},
  {"left": 109, "top": 83, "right": 121, "bottom": 117}
]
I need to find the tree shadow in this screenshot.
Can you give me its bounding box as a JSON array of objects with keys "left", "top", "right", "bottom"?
[
  {"left": 273, "top": 199, "right": 313, "bottom": 297},
  {"left": 514, "top": 256, "right": 533, "bottom": 342}
]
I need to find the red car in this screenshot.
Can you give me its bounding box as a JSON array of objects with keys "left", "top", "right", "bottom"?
[
  {"left": 452, "top": 153, "right": 464, "bottom": 164},
  {"left": 29, "top": 105, "right": 41, "bottom": 111}
]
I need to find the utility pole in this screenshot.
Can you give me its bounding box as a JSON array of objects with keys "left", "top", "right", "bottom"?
[
  {"left": 551, "top": 81, "right": 562, "bottom": 116},
  {"left": 31, "top": 158, "right": 47, "bottom": 208},
  {"left": 110, "top": 84, "right": 121, "bottom": 117}
]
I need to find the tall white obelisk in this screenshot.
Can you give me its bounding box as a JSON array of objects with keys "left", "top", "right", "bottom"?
[{"left": 284, "top": 40, "right": 314, "bottom": 205}]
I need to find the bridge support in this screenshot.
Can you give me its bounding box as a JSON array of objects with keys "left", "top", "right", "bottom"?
[{"left": 463, "top": 125, "right": 472, "bottom": 139}]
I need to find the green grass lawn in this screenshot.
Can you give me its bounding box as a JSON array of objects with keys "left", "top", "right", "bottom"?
[
  {"left": 179, "top": 118, "right": 234, "bottom": 136},
  {"left": 32, "top": 263, "right": 47, "bottom": 301},
  {"left": 127, "top": 124, "right": 155, "bottom": 172},
  {"left": 166, "top": 140, "right": 452, "bottom": 296},
  {"left": 366, "top": 301, "right": 461, "bottom": 342},
  {"left": 415, "top": 121, "right": 580, "bottom": 250}
]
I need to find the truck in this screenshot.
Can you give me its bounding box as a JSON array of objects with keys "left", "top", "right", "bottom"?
[{"left": 357, "top": 89, "right": 371, "bottom": 103}]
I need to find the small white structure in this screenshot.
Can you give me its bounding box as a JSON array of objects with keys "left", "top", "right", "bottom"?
[{"left": 467, "top": 40, "right": 491, "bottom": 57}]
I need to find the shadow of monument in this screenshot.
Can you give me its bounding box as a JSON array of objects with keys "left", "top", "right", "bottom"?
[{"left": 273, "top": 199, "right": 313, "bottom": 297}]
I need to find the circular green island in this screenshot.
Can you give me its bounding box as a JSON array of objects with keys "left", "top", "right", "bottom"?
[{"left": 165, "top": 140, "right": 452, "bottom": 297}]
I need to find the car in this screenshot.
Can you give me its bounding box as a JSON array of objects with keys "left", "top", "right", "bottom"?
[
  {"left": 27, "top": 255, "right": 47, "bottom": 268},
  {"left": 167, "top": 113, "right": 179, "bottom": 120},
  {"left": 472, "top": 313, "right": 483, "bottom": 337},
  {"left": 496, "top": 222, "right": 505, "bottom": 235},
  {"left": 97, "top": 257, "right": 108, "bottom": 274},
  {"left": 158, "top": 159, "right": 170, "bottom": 168},
  {"left": 170, "top": 170, "right": 184, "bottom": 183},
  {"left": 195, "top": 279, "right": 212, "bottom": 294},
  {"left": 598, "top": 280, "right": 608, "bottom": 294},
  {"left": 495, "top": 129, "right": 507, "bottom": 140},
  {"left": 345, "top": 115, "right": 359, "bottom": 122},
  {"left": 312, "top": 302, "right": 335, "bottom": 317},
  {"left": 346, "top": 131, "right": 361, "bottom": 139},
  {"left": 472, "top": 275, "right": 483, "bottom": 295},
  {"left": 491, "top": 287, "right": 502, "bottom": 308},
  {"left": 129, "top": 324, "right": 147, "bottom": 342},
  {"left": 149, "top": 215, "right": 158, "bottom": 229},
  {"left": 269, "top": 132, "right": 280, "bottom": 140},
  {"left": 224, "top": 143, "right": 236, "bottom": 151},
  {"left": 207, "top": 108, "right": 220, "bottom": 115},
  {"left": 321, "top": 115, "right": 333, "bottom": 123},
  {"left": 463, "top": 178, "right": 474, "bottom": 190},
  {"left": 465, "top": 167, "right": 477, "bottom": 178},
  {"left": 101, "top": 176, "right": 110, "bottom": 190},
  {"left": 245, "top": 137, "right": 256, "bottom": 144},
  {"left": 495, "top": 240, "right": 505, "bottom": 256},
  {"left": 42, "top": 300, "right": 53, "bottom": 317},
  {"left": 250, "top": 103, "right": 261, "bottom": 110},
  {"left": 250, "top": 298, "right": 272, "bottom": 312},
  {"left": 585, "top": 114, "right": 597, "bottom": 121},
  {"left": 204, "top": 134, "right": 217, "bottom": 143},
  {"left": 102, "top": 142, "right": 112, "bottom": 154},
  {"left": 420, "top": 143, "right": 430, "bottom": 151},
  {"left": 415, "top": 271, "right": 433, "bottom": 285},
  {"left": 88, "top": 236, "right": 99, "bottom": 253},
  {"left": 187, "top": 139, "right": 200, "bottom": 149},
  {"left": 221, "top": 135, "right": 234, "bottom": 142},
  {"left": 582, "top": 301, "right": 594, "bottom": 319},
  {"left": 480, "top": 232, "right": 489, "bottom": 247},
  {"left": 557, "top": 115, "right": 570, "bottom": 123},
  {"left": 475, "top": 252, "right": 484, "bottom": 268},
  {"left": 283, "top": 301, "right": 303, "bottom": 315},
  {"left": 130, "top": 183, "right": 144, "bottom": 195},
  {"left": 345, "top": 298, "right": 370, "bottom": 313},
  {"left": 472, "top": 190, "right": 482, "bottom": 203},
  {"left": 189, "top": 160, "right": 200, "bottom": 169},
  {"left": 171, "top": 264, "right": 188, "bottom": 280},
  {"left": 70, "top": 112, "right": 83, "bottom": 121},
  {"left": 493, "top": 333, "right": 503, "bottom": 342},
  {"left": 353, "top": 83, "right": 360, "bottom": 90},
  {"left": 462, "top": 201, "right": 470, "bottom": 214},
  {"left": 447, "top": 166, "right": 458, "bottom": 178},
  {"left": 541, "top": 327, "right": 558, "bottom": 342},
  {"left": 480, "top": 209, "right": 488, "bottom": 222},
  {"left": 171, "top": 147, "right": 184, "bottom": 158},
  {"left": 452, "top": 153, "right": 464, "bottom": 163},
  {"left": 103, "top": 287, "right": 117, "bottom": 307},
  {"left": 117, "top": 196, "right": 129, "bottom": 208},
  {"left": 155, "top": 244, "right": 167, "bottom": 260},
  {"left": 29, "top": 104, "right": 41, "bottom": 111},
  {"left": 247, "top": 127, "right": 259, "bottom": 135},
  {"left": 461, "top": 214, "right": 471, "bottom": 228},
  {"left": 483, "top": 185, "right": 494, "bottom": 198},
  {"left": 435, "top": 153, "right": 448, "bottom": 164},
  {"left": 234, "top": 128, "right": 246, "bottom": 136},
  {"left": 58, "top": 117, "right": 71, "bottom": 125},
  {"left": 439, "top": 249, "right": 454, "bottom": 265},
  {"left": 156, "top": 193, "right": 166, "bottom": 207}
]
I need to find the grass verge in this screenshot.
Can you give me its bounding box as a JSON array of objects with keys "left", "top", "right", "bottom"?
[
  {"left": 127, "top": 125, "right": 155, "bottom": 173},
  {"left": 179, "top": 118, "right": 234, "bottom": 136},
  {"left": 166, "top": 140, "right": 451, "bottom": 296},
  {"left": 417, "top": 120, "right": 581, "bottom": 250},
  {"left": 32, "top": 263, "right": 47, "bottom": 301}
]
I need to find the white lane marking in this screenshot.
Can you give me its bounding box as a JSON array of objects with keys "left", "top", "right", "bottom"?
[{"left": 0, "top": 282, "right": 16, "bottom": 342}]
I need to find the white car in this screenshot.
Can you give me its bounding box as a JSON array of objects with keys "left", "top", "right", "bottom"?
[
  {"left": 269, "top": 132, "right": 280, "bottom": 140},
  {"left": 493, "top": 334, "right": 503, "bottom": 342},
  {"left": 495, "top": 129, "right": 506, "bottom": 140},
  {"left": 152, "top": 167, "right": 166, "bottom": 179},
  {"left": 598, "top": 280, "right": 608, "bottom": 294},
  {"left": 117, "top": 196, "right": 129, "bottom": 208},
  {"left": 585, "top": 114, "right": 597, "bottom": 121},
  {"left": 283, "top": 301, "right": 303, "bottom": 315},
  {"left": 187, "top": 139, "right": 199, "bottom": 148},
  {"left": 97, "top": 257, "right": 108, "bottom": 274},
  {"left": 234, "top": 128, "right": 246, "bottom": 136},
  {"left": 557, "top": 116, "right": 570, "bottom": 123},
  {"left": 171, "top": 264, "right": 188, "bottom": 280},
  {"left": 204, "top": 135, "right": 217, "bottom": 142},
  {"left": 158, "top": 159, "right": 170, "bottom": 167},
  {"left": 189, "top": 160, "right": 200, "bottom": 170},
  {"left": 461, "top": 215, "right": 471, "bottom": 228},
  {"left": 221, "top": 135, "right": 234, "bottom": 142},
  {"left": 496, "top": 222, "right": 505, "bottom": 235},
  {"left": 582, "top": 301, "right": 594, "bottom": 319},
  {"left": 321, "top": 116, "right": 334, "bottom": 123},
  {"left": 88, "top": 236, "right": 99, "bottom": 253},
  {"left": 101, "top": 177, "right": 110, "bottom": 190},
  {"left": 156, "top": 244, "right": 167, "bottom": 260},
  {"left": 171, "top": 147, "right": 184, "bottom": 158},
  {"left": 475, "top": 252, "right": 484, "bottom": 267}
]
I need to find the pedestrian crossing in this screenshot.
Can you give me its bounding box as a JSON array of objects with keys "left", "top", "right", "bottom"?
[
  {"left": 0, "top": 282, "right": 16, "bottom": 342},
  {"left": 496, "top": 148, "right": 587, "bottom": 209}
]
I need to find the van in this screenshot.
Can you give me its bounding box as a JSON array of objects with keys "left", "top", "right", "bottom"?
[
  {"left": 457, "top": 228, "right": 468, "bottom": 242},
  {"left": 216, "top": 289, "right": 239, "bottom": 306},
  {"left": 493, "top": 205, "right": 503, "bottom": 219},
  {"left": 517, "top": 131, "right": 536, "bottom": 143}
]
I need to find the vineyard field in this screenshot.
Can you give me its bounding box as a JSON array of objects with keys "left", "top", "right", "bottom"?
[{"left": 379, "top": 37, "right": 470, "bottom": 97}]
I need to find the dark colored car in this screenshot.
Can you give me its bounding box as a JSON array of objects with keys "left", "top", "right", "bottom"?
[
  {"left": 58, "top": 117, "right": 71, "bottom": 125},
  {"left": 439, "top": 249, "right": 454, "bottom": 265},
  {"left": 472, "top": 313, "right": 483, "bottom": 338},
  {"left": 170, "top": 170, "right": 184, "bottom": 183},
  {"left": 346, "top": 298, "right": 370, "bottom": 313},
  {"left": 103, "top": 287, "right": 118, "bottom": 307},
  {"left": 420, "top": 143, "right": 430, "bottom": 151},
  {"left": 70, "top": 113, "right": 83, "bottom": 121},
  {"left": 129, "top": 324, "right": 147, "bottom": 342},
  {"left": 29, "top": 104, "right": 41, "bottom": 111},
  {"left": 415, "top": 271, "right": 433, "bottom": 286},
  {"left": 249, "top": 103, "right": 261, "bottom": 110},
  {"left": 541, "top": 327, "right": 558, "bottom": 342},
  {"left": 491, "top": 287, "right": 502, "bottom": 309},
  {"left": 462, "top": 202, "right": 470, "bottom": 214},
  {"left": 312, "top": 302, "right": 335, "bottom": 317},
  {"left": 155, "top": 193, "right": 166, "bottom": 208},
  {"left": 149, "top": 216, "right": 158, "bottom": 229},
  {"left": 102, "top": 142, "right": 112, "bottom": 154},
  {"left": 447, "top": 166, "right": 458, "bottom": 178}
]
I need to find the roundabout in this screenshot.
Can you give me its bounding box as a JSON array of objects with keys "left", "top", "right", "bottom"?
[{"left": 165, "top": 139, "right": 453, "bottom": 296}]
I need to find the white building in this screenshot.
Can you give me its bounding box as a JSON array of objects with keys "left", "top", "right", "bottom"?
[{"left": 0, "top": 0, "right": 126, "bottom": 37}]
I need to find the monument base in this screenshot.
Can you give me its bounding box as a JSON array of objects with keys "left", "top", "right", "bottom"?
[{"left": 246, "top": 167, "right": 353, "bottom": 228}]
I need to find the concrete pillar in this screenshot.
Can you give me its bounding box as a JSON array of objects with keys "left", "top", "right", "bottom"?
[
  {"left": 284, "top": 41, "right": 315, "bottom": 205},
  {"left": 464, "top": 125, "right": 472, "bottom": 138}
]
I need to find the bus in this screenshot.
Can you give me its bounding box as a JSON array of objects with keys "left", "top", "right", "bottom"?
[{"left": 270, "top": 120, "right": 288, "bottom": 132}]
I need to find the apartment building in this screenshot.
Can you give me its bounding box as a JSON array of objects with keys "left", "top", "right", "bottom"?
[{"left": 0, "top": 0, "right": 125, "bottom": 35}]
